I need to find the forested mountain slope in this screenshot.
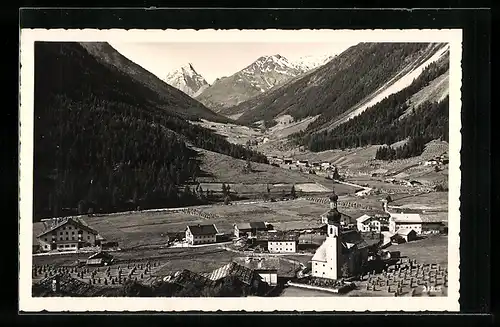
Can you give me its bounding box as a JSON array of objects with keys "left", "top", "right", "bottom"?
[
  {"left": 234, "top": 43, "right": 447, "bottom": 128},
  {"left": 79, "top": 42, "right": 228, "bottom": 123},
  {"left": 290, "top": 50, "right": 450, "bottom": 156},
  {"left": 33, "top": 42, "right": 267, "bottom": 221}
]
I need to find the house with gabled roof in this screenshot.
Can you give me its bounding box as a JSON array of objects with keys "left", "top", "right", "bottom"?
[
  {"left": 202, "top": 262, "right": 256, "bottom": 286},
  {"left": 391, "top": 228, "right": 417, "bottom": 243},
  {"left": 36, "top": 217, "right": 104, "bottom": 252},
  {"left": 388, "top": 213, "right": 423, "bottom": 234},
  {"left": 256, "top": 230, "right": 300, "bottom": 253},
  {"left": 86, "top": 251, "right": 114, "bottom": 266},
  {"left": 234, "top": 257, "right": 280, "bottom": 286},
  {"left": 185, "top": 224, "right": 218, "bottom": 245},
  {"left": 234, "top": 221, "right": 268, "bottom": 238}
]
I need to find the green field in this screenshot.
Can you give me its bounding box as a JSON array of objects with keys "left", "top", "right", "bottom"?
[
  {"left": 391, "top": 234, "right": 448, "bottom": 267},
  {"left": 32, "top": 198, "right": 330, "bottom": 250}
]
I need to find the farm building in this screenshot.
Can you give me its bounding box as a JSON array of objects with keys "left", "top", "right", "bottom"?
[
  {"left": 393, "top": 228, "right": 417, "bottom": 243},
  {"left": 355, "top": 213, "right": 390, "bottom": 233},
  {"left": 86, "top": 251, "right": 114, "bottom": 266},
  {"left": 234, "top": 222, "right": 268, "bottom": 238},
  {"left": 388, "top": 213, "right": 423, "bottom": 234},
  {"left": 185, "top": 224, "right": 219, "bottom": 245},
  {"left": 283, "top": 158, "right": 293, "bottom": 164},
  {"left": 321, "top": 162, "right": 332, "bottom": 170},
  {"left": 235, "top": 257, "right": 280, "bottom": 286},
  {"left": 164, "top": 269, "right": 215, "bottom": 289},
  {"left": 296, "top": 160, "right": 309, "bottom": 166},
  {"left": 203, "top": 262, "right": 257, "bottom": 287},
  {"left": 256, "top": 230, "right": 300, "bottom": 253},
  {"left": 390, "top": 234, "right": 407, "bottom": 244},
  {"left": 36, "top": 217, "right": 104, "bottom": 252},
  {"left": 311, "top": 194, "right": 369, "bottom": 280}
]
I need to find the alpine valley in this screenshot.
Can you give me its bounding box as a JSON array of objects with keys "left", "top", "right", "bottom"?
[
  {"left": 31, "top": 38, "right": 453, "bottom": 300},
  {"left": 34, "top": 41, "right": 450, "bottom": 225}
]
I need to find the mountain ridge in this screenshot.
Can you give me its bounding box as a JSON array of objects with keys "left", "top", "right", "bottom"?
[
  {"left": 165, "top": 63, "right": 210, "bottom": 97},
  {"left": 79, "top": 42, "right": 227, "bottom": 123},
  {"left": 232, "top": 43, "right": 448, "bottom": 129},
  {"left": 33, "top": 41, "right": 268, "bottom": 220},
  {"left": 195, "top": 54, "right": 309, "bottom": 112}
]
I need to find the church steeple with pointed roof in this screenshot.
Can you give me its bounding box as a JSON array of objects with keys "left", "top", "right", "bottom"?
[
  {"left": 326, "top": 188, "right": 341, "bottom": 225},
  {"left": 329, "top": 187, "right": 339, "bottom": 209}
]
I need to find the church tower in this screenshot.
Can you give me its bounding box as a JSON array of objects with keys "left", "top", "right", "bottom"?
[{"left": 312, "top": 189, "right": 347, "bottom": 280}]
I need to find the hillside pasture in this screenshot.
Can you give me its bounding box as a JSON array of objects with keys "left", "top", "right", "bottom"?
[
  {"left": 196, "top": 148, "right": 358, "bottom": 192},
  {"left": 389, "top": 235, "right": 448, "bottom": 267},
  {"left": 199, "top": 198, "right": 328, "bottom": 232}
]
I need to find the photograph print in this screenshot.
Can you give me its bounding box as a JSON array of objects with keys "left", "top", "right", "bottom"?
[{"left": 19, "top": 29, "right": 462, "bottom": 312}]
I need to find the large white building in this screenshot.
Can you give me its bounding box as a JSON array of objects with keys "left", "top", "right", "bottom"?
[
  {"left": 356, "top": 214, "right": 379, "bottom": 232},
  {"left": 256, "top": 230, "right": 299, "bottom": 253},
  {"left": 185, "top": 224, "right": 218, "bottom": 245},
  {"left": 388, "top": 213, "right": 423, "bottom": 234},
  {"left": 37, "top": 217, "right": 104, "bottom": 252}
]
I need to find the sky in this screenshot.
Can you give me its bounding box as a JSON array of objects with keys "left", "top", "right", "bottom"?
[{"left": 109, "top": 42, "right": 357, "bottom": 84}]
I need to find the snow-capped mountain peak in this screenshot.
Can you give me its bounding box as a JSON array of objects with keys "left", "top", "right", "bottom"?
[
  {"left": 243, "top": 54, "right": 300, "bottom": 75},
  {"left": 196, "top": 53, "right": 335, "bottom": 111},
  {"left": 165, "top": 63, "right": 209, "bottom": 97},
  {"left": 291, "top": 54, "right": 336, "bottom": 72}
]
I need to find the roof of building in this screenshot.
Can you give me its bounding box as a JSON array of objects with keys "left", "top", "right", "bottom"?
[
  {"left": 311, "top": 230, "right": 369, "bottom": 262},
  {"left": 187, "top": 224, "right": 218, "bottom": 236},
  {"left": 169, "top": 269, "right": 215, "bottom": 287},
  {"left": 203, "top": 262, "right": 255, "bottom": 285},
  {"left": 395, "top": 228, "right": 416, "bottom": 236},
  {"left": 391, "top": 213, "right": 422, "bottom": 223},
  {"left": 235, "top": 222, "right": 267, "bottom": 230},
  {"left": 88, "top": 251, "right": 114, "bottom": 260},
  {"left": 356, "top": 214, "right": 372, "bottom": 223},
  {"left": 86, "top": 258, "right": 104, "bottom": 265},
  {"left": 256, "top": 230, "right": 300, "bottom": 242},
  {"left": 341, "top": 230, "right": 370, "bottom": 249},
  {"left": 310, "top": 238, "right": 332, "bottom": 262},
  {"left": 37, "top": 217, "right": 99, "bottom": 238}
]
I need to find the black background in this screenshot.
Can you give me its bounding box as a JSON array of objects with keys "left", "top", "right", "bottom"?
[{"left": 6, "top": 5, "right": 493, "bottom": 326}]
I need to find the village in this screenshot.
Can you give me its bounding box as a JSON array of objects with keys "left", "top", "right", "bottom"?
[{"left": 32, "top": 163, "right": 449, "bottom": 297}]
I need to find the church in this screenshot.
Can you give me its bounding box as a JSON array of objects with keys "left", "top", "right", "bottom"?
[{"left": 310, "top": 192, "right": 370, "bottom": 280}]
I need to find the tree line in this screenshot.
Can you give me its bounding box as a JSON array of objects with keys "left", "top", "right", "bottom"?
[
  {"left": 375, "top": 136, "right": 428, "bottom": 160},
  {"left": 288, "top": 58, "right": 449, "bottom": 154}
]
